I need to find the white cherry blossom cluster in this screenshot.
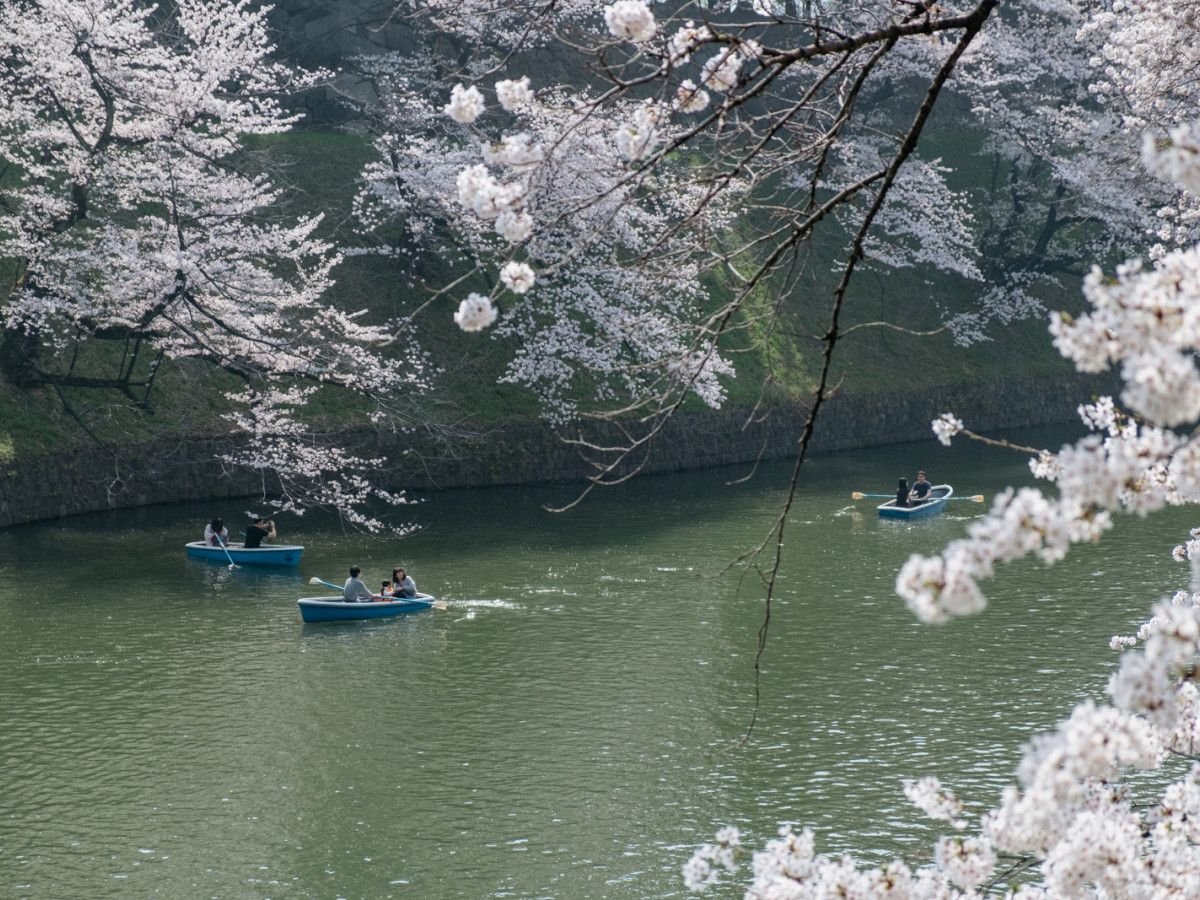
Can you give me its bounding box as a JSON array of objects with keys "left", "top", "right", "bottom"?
[
  {"left": 665, "top": 348, "right": 734, "bottom": 410},
  {"left": 934, "top": 835, "right": 996, "bottom": 891},
  {"left": 931, "top": 413, "right": 963, "bottom": 446},
  {"left": 1052, "top": 252, "right": 1200, "bottom": 427},
  {"left": 849, "top": 152, "right": 983, "bottom": 282},
  {"left": 614, "top": 102, "right": 666, "bottom": 162},
  {"left": 666, "top": 22, "right": 713, "bottom": 66},
  {"left": 690, "top": 822, "right": 977, "bottom": 898},
  {"left": 681, "top": 825, "right": 739, "bottom": 892},
  {"left": 954, "top": 1, "right": 1193, "bottom": 333},
  {"left": 1075, "top": 0, "right": 1200, "bottom": 257},
  {"left": 672, "top": 80, "right": 710, "bottom": 114},
  {"left": 499, "top": 261, "right": 536, "bottom": 294},
  {"left": 604, "top": 0, "right": 656, "bottom": 43},
  {"left": 1144, "top": 124, "right": 1200, "bottom": 196},
  {"left": 453, "top": 293, "right": 499, "bottom": 332},
  {"left": 1173, "top": 530, "right": 1200, "bottom": 564},
  {"left": 437, "top": 78, "right": 560, "bottom": 328},
  {"left": 375, "top": 1, "right": 1022, "bottom": 425},
  {"left": 495, "top": 76, "right": 534, "bottom": 113},
  {"left": 444, "top": 83, "right": 486, "bottom": 124},
  {"left": 700, "top": 47, "right": 743, "bottom": 94},
  {"left": 903, "top": 776, "right": 967, "bottom": 829},
  {"left": 1080, "top": 0, "right": 1200, "bottom": 135},
  {"left": 482, "top": 133, "right": 545, "bottom": 170}
]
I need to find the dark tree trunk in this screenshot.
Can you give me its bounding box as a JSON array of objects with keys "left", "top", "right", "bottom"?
[{"left": 0, "top": 327, "right": 41, "bottom": 386}]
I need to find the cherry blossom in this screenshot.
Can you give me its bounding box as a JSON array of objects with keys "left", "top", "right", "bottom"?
[
  {"left": 495, "top": 76, "right": 534, "bottom": 113},
  {"left": 444, "top": 83, "right": 485, "bottom": 124},
  {"left": 604, "top": 0, "right": 656, "bottom": 44},
  {"left": 672, "top": 80, "right": 710, "bottom": 114},
  {"left": 453, "top": 293, "right": 498, "bottom": 332},
  {"left": 0, "top": 0, "right": 420, "bottom": 528},
  {"left": 699, "top": 48, "right": 743, "bottom": 93},
  {"left": 499, "top": 261, "right": 536, "bottom": 294}
]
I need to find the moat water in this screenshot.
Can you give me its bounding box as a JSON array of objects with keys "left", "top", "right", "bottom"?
[{"left": 1, "top": 426, "right": 1192, "bottom": 897}]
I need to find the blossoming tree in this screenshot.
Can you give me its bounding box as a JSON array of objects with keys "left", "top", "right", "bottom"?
[
  {"left": 353, "top": 0, "right": 1200, "bottom": 892},
  {"left": 0, "top": 0, "right": 424, "bottom": 528},
  {"left": 349, "top": 0, "right": 1015, "bottom": 500},
  {"left": 349, "top": 49, "right": 737, "bottom": 426}
]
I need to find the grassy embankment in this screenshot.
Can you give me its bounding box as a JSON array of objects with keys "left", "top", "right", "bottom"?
[{"left": 0, "top": 125, "right": 1076, "bottom": 463}]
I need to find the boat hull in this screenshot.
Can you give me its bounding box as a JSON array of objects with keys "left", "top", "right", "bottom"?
[
  {"left": 185, "top": 541, "right": 304, "bottom": 567},
  {"left": 877, "top": 484, "right": 953, "bottom": 520},
  {"left": 297, "top": 595, "right": 437, "bottom": 623}
]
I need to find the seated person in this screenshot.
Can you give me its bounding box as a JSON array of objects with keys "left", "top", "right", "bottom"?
[
  {"left": 392, "top": 567, "right": 417, "bottom": 598},
  {"left": 381, "top": 581, "right": 394, "bottom": 599},
  {"left": 910, "top": 471, "right": 932, "bottom": 503},
  {"left": 343, "top": 566, "right": 374, "bottom": 603},
  {"left": 204, "top": 517, "right": 229, "bottom": 546},
  {"left": 243, "top": 516, "right": 277, "bottom": 549},
  {"left": 894, "top": 478, "right": 910, "bottom": 508}
]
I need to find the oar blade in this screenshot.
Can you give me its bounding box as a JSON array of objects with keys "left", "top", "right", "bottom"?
[{"left": 851, "top": 491, "right": 866, "bottom": 500}]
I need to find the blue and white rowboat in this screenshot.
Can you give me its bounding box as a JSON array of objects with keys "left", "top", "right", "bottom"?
[
  {"left": 185, "top": 541, "right": 304, "bottom": 567},
  {"left": 297, "top": 594, "right": 438, "bottom": 623},
  {"left": 877, "top": 484, "right": 953, "bottom": 520}
]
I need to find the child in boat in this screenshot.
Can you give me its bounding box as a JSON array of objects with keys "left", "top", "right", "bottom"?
[{"left": 381, "top": 581, "right": 394, "bottom": 599}]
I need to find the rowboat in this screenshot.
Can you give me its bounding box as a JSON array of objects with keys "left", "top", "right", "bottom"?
[
  {"left": 184, "top": 541, "right": 304, "bottom": 567},
  {"left": 297, "top": 594, "right": 438, "bottom": 623},
  {"left": 877, "top": 484, "right": 953, "bottom": 519}
]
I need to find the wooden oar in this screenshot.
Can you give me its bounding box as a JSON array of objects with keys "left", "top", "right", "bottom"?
[
  {"left": 307, "top": 576, "right": 448, "bottom": 610},
  {"left": 851, "top": 491, "right": 986, "bottom": 502}
]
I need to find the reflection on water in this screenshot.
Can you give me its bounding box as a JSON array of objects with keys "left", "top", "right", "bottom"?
[{"left": 0, "top": 425, "right": 1194, "bottom": 897}]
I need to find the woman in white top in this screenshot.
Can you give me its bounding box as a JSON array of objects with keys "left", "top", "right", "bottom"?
[
  {"left": 392, "top": 567, "right": 417, "bottom": 598},
  {"left": 204, "top": 517, "right": 229, "bottom": 546}
]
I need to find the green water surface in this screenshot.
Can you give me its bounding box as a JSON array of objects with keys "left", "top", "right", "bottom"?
[{"left": 0, "top": 427, "right": 1193, "bottom": 898}]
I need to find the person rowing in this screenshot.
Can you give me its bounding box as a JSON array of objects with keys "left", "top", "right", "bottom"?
[
  {"left": 343, "top": 566, "right": 375, "bottom": 603},
  {"left": 910, "top": 470, "right": 932, "bottom": 504}
]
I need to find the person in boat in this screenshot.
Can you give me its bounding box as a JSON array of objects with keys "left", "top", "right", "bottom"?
[
  {"left": 243, "top": 516, "right": 277, "bottom": 549},
  {"left": 343, "top": 566, "right": 375, "bottom": 603},
  {"left": 381, "top": 581, "right": 394, "bottom": 598},
  {"left": 910, "top": 471, "right": 932, "bottom": 504},
  {"left": 392, "top": 566, "right": 417, "bottom": 598},
  {"left": 204, "top": 517, "right": 229, "bottom": 547},
  {"left": 894, "top": 478, "right": 911, "bottom": 508}
]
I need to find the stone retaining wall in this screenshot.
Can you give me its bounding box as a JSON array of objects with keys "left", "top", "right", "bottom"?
[{"left": 0, "top": 373, "right": 1110, "bottom": 527}]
